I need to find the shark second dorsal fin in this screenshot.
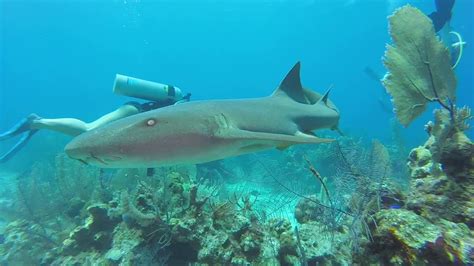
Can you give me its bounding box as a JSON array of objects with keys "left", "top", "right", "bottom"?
[
  {"left": 316, "top": 87, "right": 331, "bottom": 105},
  {"left": 272, "top": 62, "right": 309, "bottom": 104}
]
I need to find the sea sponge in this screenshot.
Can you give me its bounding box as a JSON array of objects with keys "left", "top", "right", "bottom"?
[{"left": 382, "top": 5, "right": 456, "bottom": 126}]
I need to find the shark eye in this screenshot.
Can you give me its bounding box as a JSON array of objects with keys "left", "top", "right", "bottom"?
[{"left": 146, "top": 119, "right": 156, "bottom": 126}]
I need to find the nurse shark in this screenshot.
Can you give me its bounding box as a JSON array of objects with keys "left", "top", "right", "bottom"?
[{"left": 65, "top": 62, "right": 340, "bottom": 168}]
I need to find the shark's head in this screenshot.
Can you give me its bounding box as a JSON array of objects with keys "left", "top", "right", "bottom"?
[
  {"left": 64, "top": 108, "right": 212, "bottom": 168},
  {"left": 64, "top": 113, "right": 159, "bottom": 167}
]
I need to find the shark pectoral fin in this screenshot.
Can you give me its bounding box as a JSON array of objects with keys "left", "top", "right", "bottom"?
[
  {"left": 276, "top": 131, "right": 334, "bottom": 150},
  {"left": 293, "top": 131, "right": 334, "bottom": 143},
  {"left": 219, "top": 128, "right": 334, "bottom": 148}
]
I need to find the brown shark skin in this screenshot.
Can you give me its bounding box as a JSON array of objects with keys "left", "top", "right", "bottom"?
[{"left": 65, "top": 62, "right": 340, "bottom": 168}]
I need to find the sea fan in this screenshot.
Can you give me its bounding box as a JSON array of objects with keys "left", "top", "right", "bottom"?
[{"left": 382, "top": 5, "right": 457, "bottom": 126}]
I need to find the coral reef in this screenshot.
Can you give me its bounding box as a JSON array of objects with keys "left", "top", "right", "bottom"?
[
  {"left": 407, "top": 135, "right": 474, "bottom": 226},
  {"left": 294, "top": 195, "right": 328, "bottom": 224},
  {"left": 358, "top": 209, "right": 473, "bottom": 265},
  {"left": 61, "top": 204, "right": 121, "bottom": 255},
  {"left": 407, "top": 107, "right": 473, "bottom": 227},
  {"left": 353, "top": 126, "right": 473, "bottom": 264},
  {"left": 1, "top": 4, "right": 472, "bottom": 266},
  {"left": 0, "top": 164, "right": 306, "bottom": 265},
  {"left": 361, "top": 5, "right": 474, "bottom": 264},
  {"left": 358, "top": 93, "right": 473, "bottom": 265},
  {"left": 296, "top": 221, "right": 351, "bottom": 265},
  {"left": 0, "top": 220, "right": 58, "bottom": 265}
]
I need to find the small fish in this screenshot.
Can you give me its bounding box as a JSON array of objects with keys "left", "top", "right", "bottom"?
[
  {"left": 249, "top": 190, "right": 260, "bottom": 197},
  {"left": 274, "top": 220, "right": 285, "bottom": 228}
]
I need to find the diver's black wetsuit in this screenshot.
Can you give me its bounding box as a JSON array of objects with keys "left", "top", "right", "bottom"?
[
  {"left": 126, "top": 93, "right": 191, "bottom": 113},
  {"left": 429, "top": 0, "right": 455, "bottom": 32},
  {"left": 126, "top": 99, "right": 176, "bottom": 113}
]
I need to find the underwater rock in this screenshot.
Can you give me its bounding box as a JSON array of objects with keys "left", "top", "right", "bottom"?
[
  {"left": 0, "top": 220, "right": 57, "bottom": 265},
  {"left": 268, "top": 219, "right": 299, "bottom": 265},
  {"left": 65, "top": 196, "right": 85, "bottom": 219},
  {"left": 163, "top": 179, "right": 302, "bottom": 265},
  {"left": 297, "top": 221, "right": 352, "bottom": 265},
  {"left": 104, "top": 223, "right": 144, "bottom": 264},
  {"left": 436, "top": 219, "right": 474, "bottom": 264},
  {"left": 361, "top": 209, "right": 474, "bottom": 265},
  {"left": 294, "top": 195, "right": 327, "bottom": 224},
  {"left": 61, "top": 204, "right": 120, "bottom": 255},
  {"left": 169, "top": 208, "right": 283, "bottom": 265},
  {"left": 47, "top": 211, "right": 165, "bottom": 264},
  {"left": 407, "top": 146, "right": 437, "bottom": 179},
  {"left": 370, "top": 209, "right": 441, "bottom": 263},
  {"left": 120, "top": 189, "right": 159, "bottom": 228},
  {"left": 378, "top": 182, "right": 406, "bottom": 210},
  {"left": 407, "top": 130, "right": 474, "bottom": 228},
  {"left": 438, "top": 131, "right": 474, "bottom": 180},
  {"left": 50, "top": 251, "right": 106, "bottom": 265}
]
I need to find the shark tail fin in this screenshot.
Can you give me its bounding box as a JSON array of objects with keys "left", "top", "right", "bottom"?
[{"left": 272, "top": 62, "right": 310, "bottom": 104}]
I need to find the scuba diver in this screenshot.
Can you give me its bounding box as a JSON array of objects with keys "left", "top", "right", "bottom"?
[
  {"left": 428, "top": 0, "right": 465, "bottom": 68},
  {"left": 428, "top": 0, "right": 455, "bottom": 32},
  {"left": 0, "top": 74, "right": 191, "bottom": 163}
]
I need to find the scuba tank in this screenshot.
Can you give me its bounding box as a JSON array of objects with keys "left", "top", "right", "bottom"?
[{"left": 113, "top": 74, "right": 184, "bottom": 102}]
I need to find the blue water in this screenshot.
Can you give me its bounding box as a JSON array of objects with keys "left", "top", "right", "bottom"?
[{"left": 0, "top": 0, "right": 473, "bottom": 169}]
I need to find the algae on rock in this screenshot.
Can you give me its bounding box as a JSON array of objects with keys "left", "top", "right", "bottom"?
[{"left": 358, "top": 209, "right": 473, "bottom": 265}]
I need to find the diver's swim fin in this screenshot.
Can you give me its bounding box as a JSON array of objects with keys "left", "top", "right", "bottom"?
[
  {"left": 428, "top": 0, "right": 455, "bottom": 32},
  {"left": 0, "top": 129, "right": 38, "bottom": 163},
  {"left": 0, "top": 114, "right": 41, "bottom": 141}
]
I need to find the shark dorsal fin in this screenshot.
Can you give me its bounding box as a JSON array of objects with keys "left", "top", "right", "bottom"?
[
  {"left": 272, "top": 62, "right": 309, "bottom": 104},
  {"left": 316, "top": 86, "right": 332, "bottom": 105}
]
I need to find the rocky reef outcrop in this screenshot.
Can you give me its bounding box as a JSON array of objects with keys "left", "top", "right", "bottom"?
[
  {"left": 407, "top": 132, "right": 474, "bottom": 227},
  {"left": 0, "top": 168, "right": 305, "bottom": 265},
  {"left": 359, "top": 208, "right": 473, "bottom": 265},
  {"left": 357, "top": 113, "right": 474, "bottom": 264},
  {"left": 0, "top": 220, "right": 58, "bottom": 265}
]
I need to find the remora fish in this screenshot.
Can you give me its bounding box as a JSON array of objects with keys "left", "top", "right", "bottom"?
[{"left": 65, "top": 62, "right": 340, "bottom": 168}]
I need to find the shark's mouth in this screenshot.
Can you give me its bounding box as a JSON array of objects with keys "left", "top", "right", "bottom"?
[
  {"left": 90, "top": 153, "right": 109, "bottom": 165},
  {"left": 74, "top": 153, "right": 123, "bottom": 166}
]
